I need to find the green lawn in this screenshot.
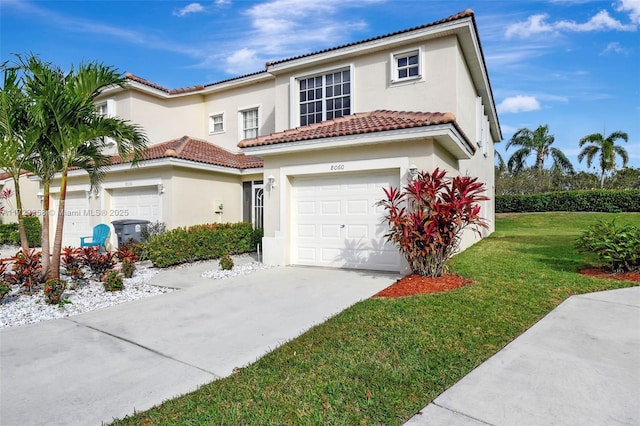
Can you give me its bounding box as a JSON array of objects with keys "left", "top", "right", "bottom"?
[{"left": 113, "top": 212, "right": 639, "bottom": 425}]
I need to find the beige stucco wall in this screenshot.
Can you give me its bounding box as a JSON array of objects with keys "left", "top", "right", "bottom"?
[
  {"left": 98, "top": 91, "right": 205, "bottom": 146},
  {"left": 0, "top": 174, "right": 42, "bottom": 225},
  {"left": 272, "top": 36, "right": 461, "bottom": 132},
  {"left": 203, "top": 80, "right": 276, "bottom": 152}
]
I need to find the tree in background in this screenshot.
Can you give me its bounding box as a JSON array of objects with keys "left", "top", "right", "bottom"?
[
  {"left": 506, "top": 124, "right": 574, "bottom": 174},
  {"left": 578, "top": 130, "right": 629, "bottom": 188}
]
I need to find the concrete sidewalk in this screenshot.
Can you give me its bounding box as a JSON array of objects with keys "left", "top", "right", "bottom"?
[
  {"left": 405, "top": 286, "right": 640, "bottom": 426},
  {"left": 0, "top": 265, "right": 398, "bottom": 426}
]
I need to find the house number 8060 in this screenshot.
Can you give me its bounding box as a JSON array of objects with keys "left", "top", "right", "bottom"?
[{"left": 330, "top": 164, "right": 345, "bottom": 171}]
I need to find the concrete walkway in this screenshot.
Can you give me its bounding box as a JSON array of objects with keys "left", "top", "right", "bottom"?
[
  {"left": 405, "top": 286, "right": 640, "bottom": 426},
  {"left": 0, "top": 264, "right": 398, "bottom": 426}
]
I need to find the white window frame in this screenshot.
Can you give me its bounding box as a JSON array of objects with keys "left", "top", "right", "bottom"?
[
  {"left": 238, "top": 106, "right": 260, "bottom": 140},
  {"left": 289, "top": 63, "right": 355, "bottom": 128},
  {"left": 390, "top": 47, "right": 422, "bottom": 84},
  {"left": 96, "top": 99, "right": 116, "bottom": 117},
  {"left": 209, "top": 112, "right": 225, "bottom": 134}
]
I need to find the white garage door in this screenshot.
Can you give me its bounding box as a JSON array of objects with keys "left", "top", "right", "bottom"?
[
  {"left": 111, "top": 186, "right": 161, "bottom": 223},
  {"left": 292, "top": 170, "right": 401, "bottom": 272},
  {"left": 56, "top": 192, "right": 92, "bottom": 248}
]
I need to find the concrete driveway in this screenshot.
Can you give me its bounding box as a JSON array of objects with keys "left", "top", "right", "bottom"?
[{"left": 0, "top": 266, "right": 398, "bottom": 426}]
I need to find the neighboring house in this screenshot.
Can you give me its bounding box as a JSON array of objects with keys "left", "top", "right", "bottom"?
[
  {"left": 0, "top": 171, "right": 41, "bottom": 225},
  {"left": 45, "top": 9, "right": 500, "bottom": 273}
]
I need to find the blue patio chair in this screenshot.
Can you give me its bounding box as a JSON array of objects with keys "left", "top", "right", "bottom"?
[{"left": 80, "top": 224, "right": 111, "bottom": 252}]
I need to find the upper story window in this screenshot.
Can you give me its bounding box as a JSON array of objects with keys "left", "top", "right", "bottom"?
[
  {"left": 299, "top": 69, "right": 350, "bottom": 126},
  {"left": 242, "top": 108, "right": 259, "bottom": 139},
  {"left": 209, "top": 113, "right": 224, "bottom": 134},
  {"left": 96, "top": 99, "right": 115, "bottom": 117},
  {"left": 391, "top": 48, "right": 422, "bottom": 83}
]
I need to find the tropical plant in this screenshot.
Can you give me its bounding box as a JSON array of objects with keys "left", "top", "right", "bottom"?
[
  {"left": 0, "top": 262, "right": 11, "bottom": 300},
  {"left": 577, "top": 220, "right": 639, "bottom": 273},
  {"left": 578, "top": 130, "right": 629, "bottom": 188},
  {"left": 5, "top": 249, "right": 42, "bottom": 293},
  {"left": 506, "top": 124, "right": 574, "bottom": 174},
  {"left": 378, "top": 168, "right": 489, "bottom": 277},
  {"left": 219, "top": 253, "right": 234, "bottom": 271},
  {"left": 16, "top": 54, "right": 149, "bottom": 280},
  {"left": 43, "top": 278, "right": 67, "bottom": 305},
  {"left": 103, "top": 270, "right": 124, "bottom": 292},
  {"left": 0, "top": 62, "right": 37, "bottom": 251},
  {"left": 79, "top": 246, "right": 115, "bottom": 278}
]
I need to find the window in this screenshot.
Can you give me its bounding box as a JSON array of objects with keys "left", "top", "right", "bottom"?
[
  {"left": 299, "top": 69, "right": 350, "bottom": 126},
  {"left": 242, "top": 108, "right": 258, "bottom": 139},
  {"left": 209, "top": 113, "right": 224, "bottom": 134},
  {"left": 391, "top": 49, "right": 421, "bottom": 83},
  {"left": 97, "top": 103, "right": 108, "bottom": 116},
  {"left": 96, "top": 99, "right": 115, "bottom": 117}
]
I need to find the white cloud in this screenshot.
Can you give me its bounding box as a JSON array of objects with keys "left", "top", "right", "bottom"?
[
  {"left": 506, "top": 9, "right": 636, "bottom": 38},
  {"left": 617, "top": 0, "right": 640, "bottom": 24},
  {"left": 497, "top": 96, "right": 541, "bottom": 114},
  {"left": 224, "top": 48, "right": 262, "bottom": 75},
  {"left": 215, "top": 0, "right": 231, "bottom": 5},
  {"left": 506, "top": 14, "right": 555, "bottom": 38},
  {"left": 600, "top": 41, "right": 632, "bottom": 55},
  {"left": 555, "top": 10, "right": 635, "bottom": 31},
  {"left": 174, "top": 3, "right": 205, "bottom": 17}
]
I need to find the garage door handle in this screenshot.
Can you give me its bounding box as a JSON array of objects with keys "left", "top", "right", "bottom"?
[{"left": 340, "top": 224, "right": 345, "bottom": 228}]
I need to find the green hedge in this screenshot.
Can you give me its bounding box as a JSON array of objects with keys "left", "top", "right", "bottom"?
[
  {"left": 148, "top": 222, "right": 262, "bottom": 268},
  {"left": 0, "top": 217, "right": 42, "bottom": 247},
  {"left": 496, "top": 190, "right": 640, "bottom": 213}
]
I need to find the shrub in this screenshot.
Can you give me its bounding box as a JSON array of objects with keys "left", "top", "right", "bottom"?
[
  {"left": 577, "top": 221, "right": 640, "bottom": 273},
  {"left": 219, "top": 253, "right": 234, "bottom": 270},
  {"left": 140, "top": 221, "right": 167, "bottom": 243},
  {"left": 378, "top": 168, "right": 488, "bottom": 277},
  {"left": 4, "top": 249, "right": 42, "bottom": 293},
  {"left": 496, "top": 190, "right": 640, "bottom": 213},
  {"left": 148, "top": 222, "right": 257, "bottom": 268},
  {"left": 121, "top": 257, "right": 136, "bottom": 278},
  {"left": 43, "top": 279, "right": 67, "bottom": 305},
  {"left": 79, "top": 247, "right": 116, "bottom": 278},
  {"left": 103, "top": 270, "right": 124, "bottom": 291},
  {"left": 0, "top": 217, "right": 42, "bottom": 247},
  {"left": 0, "top": 263, "right": 10, "bottom": 301}
]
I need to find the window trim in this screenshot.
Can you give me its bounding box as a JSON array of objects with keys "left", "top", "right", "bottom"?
[
  {"left": 208, "top": 112, "right": 225, "bottom": 135},
  {"left": 390, "top": 47, "right": 423, "bottom": 84},
  {"left": 289, "top": 63, "right": 355, "bottom": 128},
  {"left": 238, "top": 105, "right": 260, "bottom": 140}
]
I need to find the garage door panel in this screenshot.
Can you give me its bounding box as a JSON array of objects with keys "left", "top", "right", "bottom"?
[
  {"left": 57, "top": 192, "right": 92, "bottom": 248},
  {"left": 292, "top": 171, "right": 401, "bottom": 272},
  {"left": 111, "top": 187, "right": 161, "bottom": 223}
]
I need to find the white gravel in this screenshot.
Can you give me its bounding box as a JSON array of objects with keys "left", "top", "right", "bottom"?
[
  {"left": 0, "top": 264, "right": 173, "bottom": 329},
  {"left": 201, "top": 261, "right": 272, "bottom": 279},
  {"left": 1, "top": 246, "right": 271, "bottom": 330}
]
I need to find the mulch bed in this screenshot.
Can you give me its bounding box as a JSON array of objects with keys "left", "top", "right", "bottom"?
[
  {"left": 578, "top": 267, "right": 640, "bottom": 283},
  {"left": 373, "top": 274, "right": 473, "bottom": 298}
]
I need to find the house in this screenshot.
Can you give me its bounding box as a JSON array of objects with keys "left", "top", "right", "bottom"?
[
  {"left": 43, "top": 9, "right": 500, "bottom": 272},
  {"left": 0, "top": 172, "right": 41, "bottom": 225}
]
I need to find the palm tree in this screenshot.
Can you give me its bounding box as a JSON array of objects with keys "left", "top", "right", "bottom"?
[
  {"left": 0, "top": 62, "right": 37, "bottom": 252},
  {"left": 506, "top": 124, "right": 574, "bottom": 174},
  {"left": 578, "top": 130, "right": 629, "bottom": 188},
  {"left": 19, "top": 54, "right": 149, "bottom": 280}
]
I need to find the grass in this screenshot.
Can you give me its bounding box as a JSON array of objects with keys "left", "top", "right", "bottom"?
[{"left": 113, "top": 212, "right": 639, "bottom": 425}]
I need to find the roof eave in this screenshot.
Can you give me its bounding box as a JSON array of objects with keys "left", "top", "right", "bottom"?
[{"left": 240, "top": 124, "right": 475, "bottom": 159}]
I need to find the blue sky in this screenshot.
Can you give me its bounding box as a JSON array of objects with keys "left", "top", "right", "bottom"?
[{"left": 1, "top": 0, "right": 639, "bottom": 170}]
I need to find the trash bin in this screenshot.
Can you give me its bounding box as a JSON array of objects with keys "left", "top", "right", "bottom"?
[{"left": 111, "top": 219, "right": 151, "bottom": 247}]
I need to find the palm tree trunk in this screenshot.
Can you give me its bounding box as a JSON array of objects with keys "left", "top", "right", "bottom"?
[
  {"left": 40, "top": 181, "right": 51, "bottom": 281},
  {"left": 600, "top": 168, "right": 606, "bottom": 189},
  {"left": 48, "top": 170, "right": 68, "bottom": 280},
  {"left": 12, "top": 176, "right": 29, "bottom": 253}
]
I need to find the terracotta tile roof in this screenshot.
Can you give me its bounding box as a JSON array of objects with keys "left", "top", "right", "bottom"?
[
  {"left": 124, "top": 10, "right": 475, "bottom": 96},
  {"left": 266, "top": 9, "right": 475, "bottom": 67},
  {"left": 124, "top": 74, "right": 205, "bottom": 95},
  {"left": 113, "top": 136, "right": 263, "bottom": 169},
  {"left": 238, "top": 110, "right": 462, "bottom": 148}
]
